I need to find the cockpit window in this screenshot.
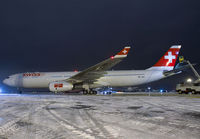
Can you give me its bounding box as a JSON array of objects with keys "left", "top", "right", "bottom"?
[{"left": 6, "top": 76, "right": 10, "bottom": 79}]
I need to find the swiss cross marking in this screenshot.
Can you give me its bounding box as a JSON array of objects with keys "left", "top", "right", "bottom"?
[
  {"left": 122, "top": 49, "right": 127, "bottom": 54},
  {"left": 164, "top": 52, "right": 176, "bottom": 64}
]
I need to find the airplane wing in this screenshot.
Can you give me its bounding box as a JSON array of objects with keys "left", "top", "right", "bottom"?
[
  {"left": 163, "top": 63, "right": 196, "bottom": 76},
  {"left": 66, "top": 47, "right": 131, "bottom": 84}
]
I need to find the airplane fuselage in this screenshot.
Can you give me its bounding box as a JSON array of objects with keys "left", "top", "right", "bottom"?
[{"left": 4, "top": 70, "right": 165, "bottom": 89}]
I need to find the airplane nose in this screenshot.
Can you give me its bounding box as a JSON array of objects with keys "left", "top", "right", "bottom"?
[
  {"left": 3, "top": 78, "right": 16, "bottom": 87},
  {"left": 3, "top": 79, "right": 9, "bottom": 85}
]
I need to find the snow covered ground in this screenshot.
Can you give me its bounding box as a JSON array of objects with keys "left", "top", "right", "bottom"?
[{"left": 0, "top": 94, "right": 199, "bottom": 139}]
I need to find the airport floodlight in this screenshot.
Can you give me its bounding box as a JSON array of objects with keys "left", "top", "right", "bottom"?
[{"left": 186, "top": 78, "right": 192, "bottom": 83}]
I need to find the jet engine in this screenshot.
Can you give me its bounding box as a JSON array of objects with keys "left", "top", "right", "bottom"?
[{"left": 49, "top": 81, "right": 73, "bottom": 92}]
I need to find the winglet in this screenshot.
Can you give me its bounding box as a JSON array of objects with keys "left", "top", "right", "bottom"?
[{"left": 114, "top": 46, "right": 131, "bottom": 58}]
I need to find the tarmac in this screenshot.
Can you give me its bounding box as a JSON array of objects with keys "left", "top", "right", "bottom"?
[{"left": 0, "top": 93, "right": 199, "bottom": 139}]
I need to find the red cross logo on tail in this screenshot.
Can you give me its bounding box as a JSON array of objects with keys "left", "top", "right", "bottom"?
[
  {"left": 122, "top": 49, "right": 128, "bottom": 54},
  {"left": 164, "top": 51, "right": 176, "bottom": 64}
]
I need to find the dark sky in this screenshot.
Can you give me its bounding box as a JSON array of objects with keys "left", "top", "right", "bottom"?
[{"left": 0, "top": 0, "right": 200, "bottom": 91}]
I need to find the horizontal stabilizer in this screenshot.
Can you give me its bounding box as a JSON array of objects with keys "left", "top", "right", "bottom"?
[{"left": 163, "top": 63, "right": 196, "bottom": 76}]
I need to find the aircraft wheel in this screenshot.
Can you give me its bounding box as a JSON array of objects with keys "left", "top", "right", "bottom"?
[
  {"left": 178, "top": 90, "right": 182, "bottom": 94},
  {"left": 83, "top": 90, "right": 97, "bottom": 95},
  {"left": 83, "top": 90, "right": 89, "bottom": 95},
  {"left": 17, "top": 88, "right": 22, "bottom": 94},
  {"left": 192, "top": 90, "right": 196, "bottom": 94},
  {"left": 92, "top": 91, "right": 97, "bottom": 95},
  {"left": 94, "top": 91, "right": 97, "bottom": 95},
  {"left": 89, "top": 90, "right": 94, "bottom": 95}
]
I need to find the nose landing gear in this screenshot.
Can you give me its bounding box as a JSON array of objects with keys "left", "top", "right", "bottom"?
[{"left": 17, "top": 88, "right": 22, "bottom": 94}]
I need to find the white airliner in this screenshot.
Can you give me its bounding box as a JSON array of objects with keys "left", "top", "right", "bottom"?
[{"left": 3, "top": 45, "right": 182, "bottom": 94}]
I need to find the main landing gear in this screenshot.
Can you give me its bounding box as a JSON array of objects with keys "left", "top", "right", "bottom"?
[{"left": 83, "top": 89, "right": 97, "bottom": 95}]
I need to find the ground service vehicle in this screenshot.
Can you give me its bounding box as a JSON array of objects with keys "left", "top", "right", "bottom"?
[
  {"left": 176, "top": 59, "right": 200, "bottom": 94},
  {"left": 176, "top": 82, "right": 200, "bottom": 94}
]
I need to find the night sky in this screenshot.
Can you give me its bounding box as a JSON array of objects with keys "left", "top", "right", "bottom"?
[{"left": 1, "top": 0, "right": 200, "bottom": 91}]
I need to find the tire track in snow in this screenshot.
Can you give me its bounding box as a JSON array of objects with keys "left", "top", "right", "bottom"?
[{"left": 45, "top": 105, "right": 96, "bottom": 139}]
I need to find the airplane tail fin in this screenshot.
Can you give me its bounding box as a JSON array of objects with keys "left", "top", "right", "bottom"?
[{"left": 148, "top": 45, "right": 181, "bottom": 71}]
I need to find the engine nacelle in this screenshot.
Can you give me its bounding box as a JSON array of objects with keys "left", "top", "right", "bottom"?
[{"left": 49, "top": 81, "right": 73, "bottom": 92}]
